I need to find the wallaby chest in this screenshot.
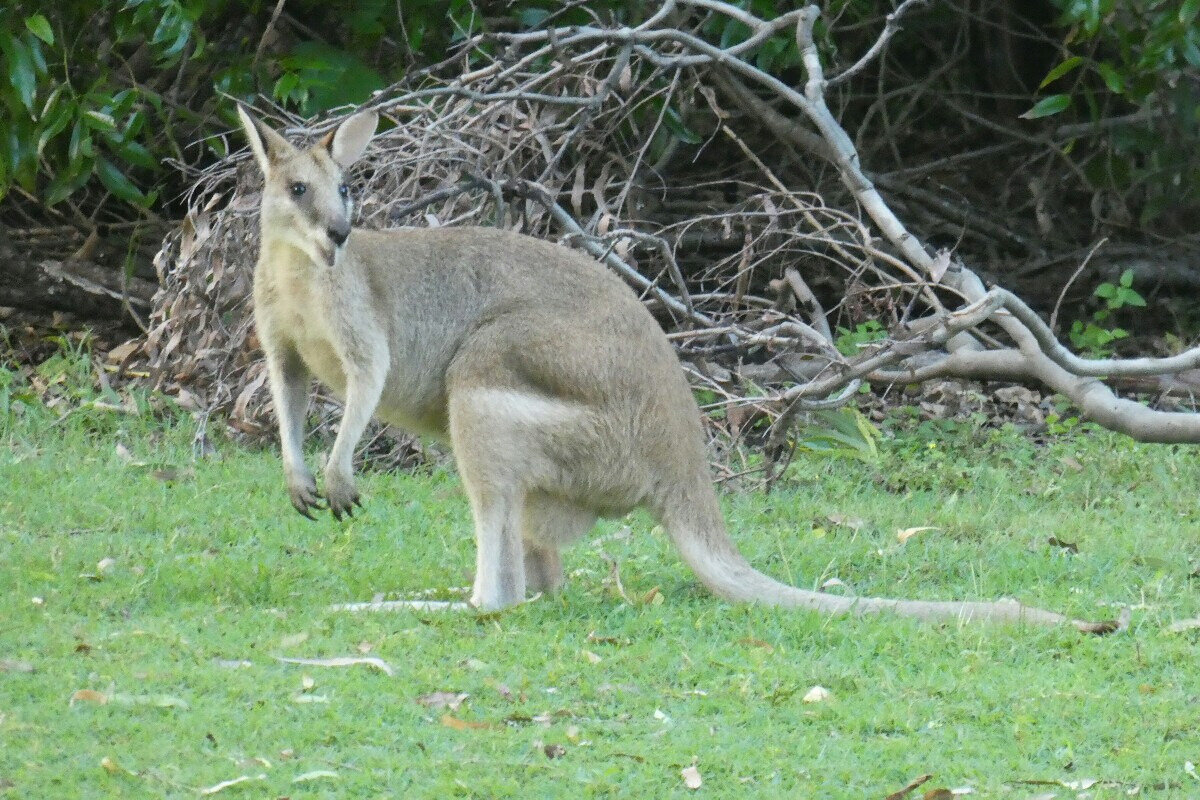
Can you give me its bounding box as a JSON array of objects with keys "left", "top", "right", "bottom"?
[{"left": 257, "top": 257, "right": 349, "bottom": 395}]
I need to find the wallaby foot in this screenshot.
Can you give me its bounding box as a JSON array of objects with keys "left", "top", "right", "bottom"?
[
  {"left": 287, "top": 470, "right": 324, "bottom": 520},
  {"left": 324, "top": 467, "right": 362, "bottom": 521}
]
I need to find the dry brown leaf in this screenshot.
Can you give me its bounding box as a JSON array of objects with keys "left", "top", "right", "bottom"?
[
  {"left": 152, "top": 466, "right": 194, "bottom": 483},
  {"left": 1047, "top": 536, "right": 1079, "bottom": 553},
  {"left": 923, "top": 790, "right": 954, "bottom": 800},
  {"left": 69, "top": 689, "right": 108, "bottom": 706},
  {"left": 884, "top": 774, "right": 932, "bottom": 800},
  {"left": 106, "top": 340, "right": 139, "bottom": 364},
  {"left": 416, "top": 691, "right": 468, "bottom": 711},
  {"left": 826, "top": 513, "right": 866, "bottom": 531},
  {"left": 586, "top": 631, "right": 624, "bottom": 646},
  {"left": 441, "top": 714, "right": 491, "bottom": 731},
  {"left": 681, "top": 765, "right": 703, "bottom": 790},
  {"left": 543, "top": 743, "right": 566, "bottom": 759},
  {"left": 275, "top": 655, "right": 394, "bottom": 676},
  {"left": 738, "top": 637, "right": 774, "bottom": 653}
]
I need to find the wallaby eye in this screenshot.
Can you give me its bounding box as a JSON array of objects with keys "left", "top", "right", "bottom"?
[
  {"left": 338, "top": 183, "right": 350, "bottom": 200},
  {"left": 290, "top": 182, "right": 307, "bottom": 197}
]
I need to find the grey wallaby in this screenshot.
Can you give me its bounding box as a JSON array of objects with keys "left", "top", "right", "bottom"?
[{"left": 236, "top": 104, "right": 1107, "bottom": 630}]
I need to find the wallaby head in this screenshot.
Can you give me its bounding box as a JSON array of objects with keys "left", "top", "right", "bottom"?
[{"left": 236, "top": 105, "right": 377, "bottom": 267}]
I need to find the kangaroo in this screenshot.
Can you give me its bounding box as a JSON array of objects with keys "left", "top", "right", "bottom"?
[{"left": 236, "top": 105, "right": 1107, "bottom": 630}]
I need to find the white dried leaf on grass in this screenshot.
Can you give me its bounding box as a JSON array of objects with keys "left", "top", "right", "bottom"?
[
  {"left": 681, "top": 765, "right": 703, "bottom": 790},
  {"left": 802, "top": 685, "right": 831, "bottom": 703},
  {"left": 416, "top": 691, "right": 468, "bottom": 711},
  {"left": 109, "top": 693, "right": 189, "bottom": 709},
  {"left": 199, "top": 774, "right": 266, "bottom": 795},
  {"left": 292, "top": 694, "right": 328, "bottom": 704},
  {"left": 1167, "top": 618, "right": 1200, "bottom": 633},
  {"left": 275, "top": 655, "right": 394, "bottom": 676},
  {"left": 292, "top": 770, "right": 338, "bottom": 784},
  {"left": 278, "top": 632, "right": 308, "bottom": 649},
  {"left": 897, "top": 526, "right": 938, "bottom": 544}
]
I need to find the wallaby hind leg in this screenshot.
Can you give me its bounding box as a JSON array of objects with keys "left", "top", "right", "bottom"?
[
  {"left": 448, "top": 390, "right": 541, "bottom": 611},
  {"left": 460, "top": 477, "right": 526, "bottom": 611},
  {"left": 522, "top": 493, "right": 597, "bottom": 594},
  {"left": 447, "top": 363, "right": 598, "bottom": 609}
]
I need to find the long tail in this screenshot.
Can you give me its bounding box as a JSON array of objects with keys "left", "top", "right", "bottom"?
[{"left": 661, "top": 481, "right": 1122, "bottom": 634}]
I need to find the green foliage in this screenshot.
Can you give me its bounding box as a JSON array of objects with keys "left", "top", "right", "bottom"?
[
  {"left": 1069, "top": 269, "right": 1145, "bottom": 355},
  {"left": 0, "top": 0, "right": 500, "bottom": 216},
  {"left": 834, "top": 320, "right": 886, "bottom": 356},
  {"left": 1033, "top": 1, "right": 1200, "bottom": 225},
  {"left": 794, "top": 407, "right": 881, "bottom": 463}
]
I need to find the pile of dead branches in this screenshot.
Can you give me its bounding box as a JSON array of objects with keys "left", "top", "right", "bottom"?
[{"left": 139, "top": 1, "right": 1200, "bottom": 470}]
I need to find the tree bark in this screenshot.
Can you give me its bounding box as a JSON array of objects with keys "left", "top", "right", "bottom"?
[{"left": 0, "top": 243, "right": 155, "bottom": 329}]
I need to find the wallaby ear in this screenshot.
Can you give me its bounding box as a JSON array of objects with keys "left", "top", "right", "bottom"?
[
  {"left": 322, "top": 111, "right": 378, "bottom": 169},
  {"left": 236, "top": 104, "right": 292, "bottom": 173}
]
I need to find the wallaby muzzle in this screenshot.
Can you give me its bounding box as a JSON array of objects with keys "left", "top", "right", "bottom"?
[{"left": 327, "top": 223, "right": 350, "bottom": 247}]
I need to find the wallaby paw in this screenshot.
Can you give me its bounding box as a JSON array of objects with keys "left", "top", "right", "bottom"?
[
  {"left": 324, "top": 471, "right": 362, "bottom": 521},
  {"left": 287, "top": 473, "right": 324, "bottom": 520}
]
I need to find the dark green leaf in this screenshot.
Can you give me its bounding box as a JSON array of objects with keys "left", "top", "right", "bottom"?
[
  {"left": 1094, "top": 62, "right": 1124, "bottom": 94},
  {"left": 1019, "top": 94, "right": 1072, "bottom": 119},
  {"left": 96, "top": 156, "right": 149, "bottom": 206},
  {"left": 663, "top": 105, "right": 703, "bottom": 144},
  {"left": 45, "top": 159, "right": 94, "bottom": 206},
  {"left": 114, "top": 139, "right": 156, "bottom": 169},
  {"left": 1184, "top": 40, "right": 1200, "bottom": 68},
  {"left": 1182, "top": 0, "right": 1200, "bottom": 26},
  {"left": 25, "top": 15, "right": 54, "bottom": 46},
  {"left": 1039, "top": 56, "right": 1084, "bottom": 89},
  {"left": 36, "top": 98, "right": 75, "bottom": 155},
  {"left": 4, "top": 37, "right": 37, "bottom": 112}
]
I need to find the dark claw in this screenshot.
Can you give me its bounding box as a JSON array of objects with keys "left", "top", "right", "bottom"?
[
  {"left": 331, "top": 506, "right": 343, "bottom": 522},
  {"left": 353, "top": 495, "right": 363, "bottom": 509}
]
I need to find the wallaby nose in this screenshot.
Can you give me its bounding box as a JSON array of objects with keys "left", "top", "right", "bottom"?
[{"left": 327, "top": 224, "right": 350, "bottom": 247}]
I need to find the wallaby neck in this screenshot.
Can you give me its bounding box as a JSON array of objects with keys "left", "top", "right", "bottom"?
[{"left": 258, "top": 231, "right": 344, "bottom": 278}]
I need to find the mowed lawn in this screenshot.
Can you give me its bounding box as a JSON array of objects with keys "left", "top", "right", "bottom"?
[{"left": 3, "top": 390, "right": 1200, "bottom": 798}]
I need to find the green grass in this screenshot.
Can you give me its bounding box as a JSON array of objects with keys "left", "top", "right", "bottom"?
[{"left": 3, "top": 382, "right": 1200, "bottom": 797}]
